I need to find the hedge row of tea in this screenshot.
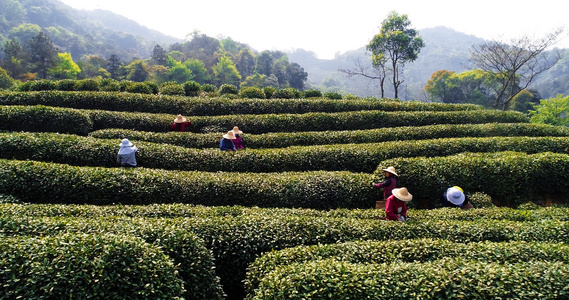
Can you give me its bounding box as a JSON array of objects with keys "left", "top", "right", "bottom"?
[
  {"left": 379, "top": 151, "right": 569, "bottom": 207},
  {"left": 1, "top": 204, "right": 568, "bottom": 299},
  {"left": 3, "top": 132, "right": 569, "bottom": 174},
  {"left": 0, "top": 105, "right": 529, "bottom": 135},
  {"left": 89, "top": 122, "right": 569, "bottom": 149},
  {"left": 0, "top": 91, "right": 482, "bottom": 115},
  {"left": 0, "top": 233, "right": 187, "bottom": 299},
  {"left": 250, "top": 258, "right": 568, "bottom": 299},
  {"left": 1, "top": 151, "right": 568, "bottom": 208},
  {"left": 246, "top": 239, "right": 569, "bottom": 299}
]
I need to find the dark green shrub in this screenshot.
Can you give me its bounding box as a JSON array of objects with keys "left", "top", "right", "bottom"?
[
  {"left": 75, "top": 78, "right": 100, "bottom": 91},
  {"left": 0, "top": 105, "right": 93, "bottom": 135},
  {"left": 183, "top": 80, "right": 200, "bottom": 96},
  {"left": 263, "top": 86, "right": 277, "bottom": 98},
  {"left": 160, "top": 82, "right": 185, "bottom": 96},
  {"left": 201, "top": 83, "right": 216, "bottom": 93},
  {"left": 99, "top": 78, "right": 121, "bottom": 92},
  {"left": 125, "top": 81, "right": 154, "bottom": 94},
  {"left": 324, "top": 91, "right": 342, "bottom": 99},
  {"left": 273, "top": 87, "right": 299, "bottom": 99},
  {"left": 14, "top": 81, "right": 32, "bottom": 91},
  {"left": 143, "top": 80, "right": 159, "bottom": 94},
  {"left": 219, "top": 83, "right": 238, "bottom": 95},
  {"left": 55, "top": 79, "right": 77, "bottom": 91},
  {"left": 28, "top": 79, "right": 56, "bottom": 91},
  {"left": 238, "top": 86, "right": 266, "bottom": 99},
  {"left": 0, "top": 233, "right": 185, "bottom": 299},
  {"left": 303, "top": 89, "right": 322, "bottom": 98}
]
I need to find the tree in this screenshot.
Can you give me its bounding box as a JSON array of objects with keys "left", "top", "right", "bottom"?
[
  {"left": 367, "top": 11, "right": 424, "bottom": 99},
  {"left": 528, "top": 94, "right": 569, "bottom": 126},
  {"left": 107, "top": 54, "right": 122, "bottom": 80},
  {"left": 1, "top": 38, "right": 28, "bottom": 79},
  {"left": 212, "top": 56, "right": 241, "bottom": 86},
  {"left": 255, "top": 50, "right": 273, "bottom": 76},
  {"left": 49, "top": 52, "right": 80, "bottom": 79},
  {"left": 235, "top": 48, "right": 256, "bottom": 79},
  {"left": 425, "top": 70, "right": 459, "bottom": 103},
  {"left": 126, "top": 60, "right": 149, "bottom": 82},
  {"left": 286, "top": 62, "right": 308, "bottom": 90},
  {"left": 151, "top": 44, "right": 168, "bottom": 66},
  {"left": 470, "top": 27, "right": 565, "bottom": 110},
  {"left": 27, "top": 31, "right": 58, "bottom": 79},
  {"left": 184, "top": 58, "right": 209, "bottom": 84},
  {"left": 0, "top": 67, "right": 14, "bottom": 89},
  {"left": 339, "top": 56, "right": 388, "bottom": 98}
]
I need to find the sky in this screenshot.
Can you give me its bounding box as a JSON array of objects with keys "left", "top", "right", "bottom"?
[{"left": 58, "top": 0, "right": 569, "bottom": 60}]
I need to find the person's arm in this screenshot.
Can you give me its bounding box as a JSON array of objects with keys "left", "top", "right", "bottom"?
[{"left": 374, "top": 177, "right": 391, "bottom": 189}]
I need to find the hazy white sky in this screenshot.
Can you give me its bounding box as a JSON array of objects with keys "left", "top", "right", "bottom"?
[{"left": 58, "top": 0, "right": 568, "bottom": 59}]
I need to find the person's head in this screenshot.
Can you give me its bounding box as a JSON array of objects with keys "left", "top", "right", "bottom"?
[
  {"left": 119, "top": 138, "right": 133, "bottom": 148},
  {"left": 223, "top": 131, "right": 236, "bottom": 140},
  {"left": 232, "top": 126, "right": 243, "bottom": 135},
  {"left": 392, "top": 187, "right": 413, "bottom": 202},
  {"left": 446, "top": 187, "right": 465, "bottom": 206},
  {"left": 174, "top": 115, "right": 187, "bottom": 123},
  {"left": 382, "top": 166, "right": 398, "bottom": 178}
]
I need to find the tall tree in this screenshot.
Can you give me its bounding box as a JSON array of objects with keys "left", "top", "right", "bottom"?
[
  {"left": 151, "top": 44, "right": 168, "bottom": 66},
  {"left": 126, "top": 60, "right": 149, "bottom": 82},
  {"left": 529, "top": 94, "right": 569, "bottom": 126},
  {"left": 107, "top": 54, "right": 122, "bottom": 80},
  {"left": 49, "top": 52, "right": 80, "bottom": 79},
  {"left": 286, "top": 62, "right": 308, "bottom": 90},
  {"left": 1, "top": 38, "right": 28, "bottom": 79},
  {"left": 339, "top": 56, "right": 388, "bottom": 98},
  {"left": 212, "top": 56, "right": 241, "bottom": 86},
  {"left": 255, "top": 50, "right": 273, "bottom": 76},
  {"left": 27, "top": 31, "right": 58, "bottom": 79},
  {"left": 470, "top": 27, "right": 565, "bottom": 110},
  {"left": 367, "top": 11, "right": 424, "bottom": 99},
  {"left": 235, "top": 48, "right": 256, "bottom": 79}
]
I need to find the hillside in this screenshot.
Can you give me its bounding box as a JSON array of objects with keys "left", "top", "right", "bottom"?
[{"left": 0, "top": 0, "right": 180, "bottom": 61}]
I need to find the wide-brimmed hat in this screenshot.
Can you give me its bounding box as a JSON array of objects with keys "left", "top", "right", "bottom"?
[
  {"left": 382, "top": 166, "right": 398, "bottom": 176},
  {"left": 446, "top": 187, "right": 465, "bottom": 205},
  {"left": 392, "top": 187, "right": 413, "bottom": 202},
  {"left": 223, "top": 131, "right": 237, "bottom": 139},
  {"left": 232, "top": 126, "right": 243, "bottom": 135},
  {"left": 119, "top": 138, "right": 133, "bottom": 147},
  {"left": 174, "top": 114, "right": 187, "bottom": 123}
]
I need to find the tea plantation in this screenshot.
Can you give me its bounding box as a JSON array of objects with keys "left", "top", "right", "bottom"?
[{"left": 1, "top": 90, "right": 569, "bottom": 299}]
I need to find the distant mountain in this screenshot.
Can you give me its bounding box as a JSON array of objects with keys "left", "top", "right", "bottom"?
[{"left": 1, "top": 0, "right": 180, "bottom": 61}]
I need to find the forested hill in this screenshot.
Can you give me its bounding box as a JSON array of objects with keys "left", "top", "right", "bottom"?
[{"left": 0, "top": 0, "right": 180, "bottom": 61}]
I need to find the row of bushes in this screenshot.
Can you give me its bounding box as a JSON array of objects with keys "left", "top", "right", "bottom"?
[
  {"left": 0, "top": 91, "right": 483, "bottom": 116},
  {"left": 246, "top": 238, "right": 569, "bottom": 299},
  {"left": 89, "top": 122, "right": 569, "bottom": 149},
  {"left": 0, "top": 159, "right": 376, "bottom": 208},
  {"left": 1, "top": 208, "right": 568, "bottom": 299},
  {"left": 0, "top": 105, "right": 529, "bottom": 135},
  {"left": 380, "top": 151, "right": 569, "bottom": 207},
  {"left": 0, "top": 233, "right": 187, "bottom": 299},
  {"left": 250, "top": 257, "right": 569, "bottom": 299},
  {"left": 4, "top": 132, "right": 569, "bottom": 174},
  {"left": 13, "top": 79, "right": 330, "bottom": 99}
]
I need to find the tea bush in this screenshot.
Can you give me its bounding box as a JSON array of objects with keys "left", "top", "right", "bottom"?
[
  {"left": 379, "top": 151, "right": 569, "bottom": 207},
  {"left": 0, "top": 159, "right": 376, "bottom": 208},
  {"left": 89, "top": 123, "right": 569, "bottom": 149},
  {"left": 0, "top": 105, "right": 92, "bottom": 135},
  {"left": 245, "top": 238, "right": 569, "bottom": 296},
  {"left": 4, "top": 132, "right": 569, "bottom": 175},
  {"left": 0, "top": 91, "right": 484, "bottom": 115},
  {"left": 251, "top": 258, "right": 569, "bottom": 299},
  {"left": 0, "top": 233, "right": 185, "bottom": 299}
]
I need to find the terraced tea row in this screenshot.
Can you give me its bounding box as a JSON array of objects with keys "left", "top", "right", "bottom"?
[{"left": 0, "top": 105, "right": 529, "bottom": 135}]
